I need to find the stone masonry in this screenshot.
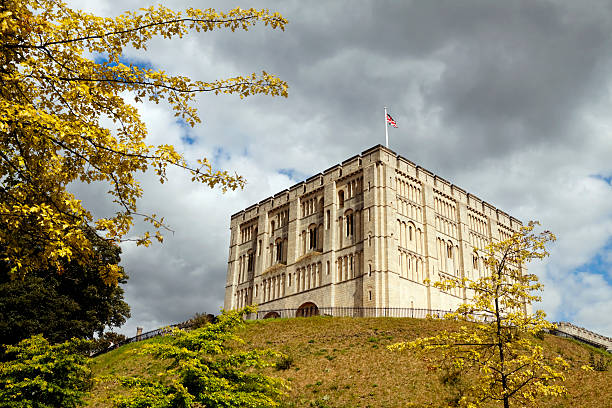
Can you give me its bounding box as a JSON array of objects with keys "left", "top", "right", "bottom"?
[{"left": 225, "top": 145, "right": 524, "bottom": 317}]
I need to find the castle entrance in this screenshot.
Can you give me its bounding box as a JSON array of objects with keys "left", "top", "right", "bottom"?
[{"left": 296, "top": 302, "right": 319, "bottom": 317}]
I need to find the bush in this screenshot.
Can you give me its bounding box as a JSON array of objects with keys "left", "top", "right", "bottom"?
[
  {"left": 115, "top": 307, "right": 287, "bottom": 408},
  {"left": 88, "top": 332, "right": 128, "bottom": 355},
  {"left": 277, "top": 354, "right": 294, "bottom": 370},
  {"left": 187, "top": 312, "right": 216, "bottom": 329},
  {"left": 0, "top": 335, "right": 92, "bottom": 407}
]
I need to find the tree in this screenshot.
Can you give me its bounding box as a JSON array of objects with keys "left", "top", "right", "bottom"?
[
  {"left": 0, "top": 226, "right": 130, "bottom": 345},
  {"left": 389, "top": 221, "right": 568, "bottom": 408},
  {"left": 0, "top": 1, "right": 288, "bottom": 284},
  {"left": 0, "top": 335, "right": 92, "bottom": 408},
  {"left": 113, "top": 306, "right": 287, "bottom": 408}
]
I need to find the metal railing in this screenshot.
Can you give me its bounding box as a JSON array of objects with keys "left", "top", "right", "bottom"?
[
  {"left": 91, "top": 319, "right": 195, "bottom": 357},
  {"left": 246, "top": 307, "right": 455, "bottom": 320}
]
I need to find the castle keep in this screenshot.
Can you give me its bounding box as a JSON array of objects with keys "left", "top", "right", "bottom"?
[{"left": 225, "top": 145, "right": 523, "bottom": 317}]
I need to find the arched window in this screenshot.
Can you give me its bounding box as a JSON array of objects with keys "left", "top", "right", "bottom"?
[
  {"left": 345, "top": 211, "right": 354, "bottom": 237},
  {"left": 275, "top": 239, "right": 283, "bottom": 263},
  {"left": 338, "top": 190, "right": 345, "bottom": 207},
  {"left": 308, "top": 224, "right": 318, "bottom": 250}
]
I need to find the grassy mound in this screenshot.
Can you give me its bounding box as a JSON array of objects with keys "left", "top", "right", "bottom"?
[{"left": 88, "top": 317, "right": 612, "bottom": 408}]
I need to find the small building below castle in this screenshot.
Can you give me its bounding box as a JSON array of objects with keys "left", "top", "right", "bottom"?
[{"left": 225, "top": 145, "right": 523, "bottom": 317}]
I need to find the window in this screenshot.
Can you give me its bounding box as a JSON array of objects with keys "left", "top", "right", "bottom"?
[
  {"left": 338, "top": 190, "right": 344, "bottom": 207},
  {"left": 326, "top": 210, "right": 330, "bottom": 229},
  {"left": 309, "top": 226, "right": 318, "bottom": 250},
  {"left": 276, "top": 241, "right": 283, "bottom": 263},
  {"left": 368, "top": 290, "right": 372, "bottom": 301},
  {"left": 247, "top": 252, "right": 254, "bottom": 272},
  {"left": 346, "top": 213, "right": 354, "bottom": 237}
]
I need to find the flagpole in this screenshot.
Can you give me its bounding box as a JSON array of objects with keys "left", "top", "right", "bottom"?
[{"left": 384, "top": 106, "right": 389, "bottom": 148}]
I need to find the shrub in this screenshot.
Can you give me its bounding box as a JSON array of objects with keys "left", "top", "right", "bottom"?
[
  {"left": 277, "top": 354, "right": 294, "bottom": 370},
  {"left": 0, "top": 335, "right": 92, "bottom": 407}
]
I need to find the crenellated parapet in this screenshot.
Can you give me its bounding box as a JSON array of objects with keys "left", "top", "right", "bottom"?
[{"left": 552, "top": 321, "right": 612, "bottom": 352}]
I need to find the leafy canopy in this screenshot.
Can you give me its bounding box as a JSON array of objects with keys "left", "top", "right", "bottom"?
[
  {"left": 113, "top": 306, "right": 287, "bottom": 408},
  {"left": 0, "top": 226, "right": 130, "bottom": 345},
  {"left": 0, "top": 0, "right": 288, "bottom": 284},
  {"left": 0, "top": 335, "right": 92, "bottom": 408},
  {"left": 390, "top": 221, "right": 568, "bottom": 408}
]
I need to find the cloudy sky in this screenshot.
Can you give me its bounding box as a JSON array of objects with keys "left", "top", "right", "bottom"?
[{"left": 66, "top": 0, "right": 612, "bottom": 337}]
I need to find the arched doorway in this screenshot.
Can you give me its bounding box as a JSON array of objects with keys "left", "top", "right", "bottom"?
[
  {"left": 296, "top": 302, "right": 319, "bottom": 318},
  {"left": 263, "top": 311, "right": 280, "bottom": 319}
]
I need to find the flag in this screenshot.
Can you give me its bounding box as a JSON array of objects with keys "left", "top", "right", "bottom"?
[{"left": 386, "top": 113, "right": 398, "bottom": 128}]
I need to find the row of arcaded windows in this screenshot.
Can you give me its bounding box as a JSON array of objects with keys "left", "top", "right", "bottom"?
[
  {"left": 469, "top": 232, "right": 488, "bottom": 252},
  {"left": 471, "top": 255, "right": 489, "bottom": 280},
  {"left": 434, "top": 196, "right": 457, "bottom": 221},
  {"left": 300, "top": 223, "right": 323, "bottom": 255},
  {"left": 240, "top": 224, "right": 256, "bottom": 243},
  {"left": 261, "top": 273, "right": 285, "bottom": 303},
  {"left": 237, "top": 251, "right": 254, "bottom": 283},
  {"left": 437, "top": 237, "right": 459, "bottom": 276},
  {"left": 336, "top": 251, "right": 362, "bottom": 282},
  {"left": 398, "top": 249, "right": 424, "bottom": 284},
  {"left": 268, "top": 238, "right": 288, "bottom": 266},
  {"left": 337, "top": 176, "right": 363, "bottom": 207},
  {"left": 438, "top": 273, "right": 462, "bottom": 298},
  {"left": 301, "top": 196, "right": 323, "bottom": 218},
  {"left": 397, "top": 220, "right": 424, "bottom": 254},
  {"left": 270, "top": 208, "right": 289, "bottom": 232},
  {"left": 291, "top": 262, "right": 323, "bottom": 293},
  {"left": 468, "top": 212, "right": 488, "bottom": 236},
  {"left": 337, "top": 210, "right": 363, "bottom": 248},
  {"left": 395, "top": 176, "right": 422, "bottom": 203},
  {"left": 498, "top": 228, "right": 512, "bottom": 242},
  {"left": 396, "top": 198, "right": 422, "bottom": 222},
  {"left": 435, "top": 215, "right": 458, "bottom": 239},
  {"left": 235, "top": 287, "right": 251, "bottom": 309}
]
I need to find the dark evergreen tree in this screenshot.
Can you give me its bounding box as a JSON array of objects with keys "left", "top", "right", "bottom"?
[{"left": 0, "top": 230, "right": 130, "bottom": 345}]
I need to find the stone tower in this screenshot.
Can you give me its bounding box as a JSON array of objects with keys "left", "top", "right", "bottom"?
[{"left": 225, "top": 145, "right": 523, "bottom": 317}]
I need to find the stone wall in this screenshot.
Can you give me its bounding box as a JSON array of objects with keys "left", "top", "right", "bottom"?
[
  {"left": 553, "top": 322, "right": 612, "bottom": 352},
  {"left": 224, "top": 145, "right": 524, "bottom": 315}
]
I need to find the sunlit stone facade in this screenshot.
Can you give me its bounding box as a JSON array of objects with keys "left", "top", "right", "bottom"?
[{"left": 224, "top": 145, "right": 523, "bottom": 315}]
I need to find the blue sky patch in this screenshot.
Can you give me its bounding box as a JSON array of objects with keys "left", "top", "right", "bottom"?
[
  {"left": 93, "top": 54, "right": 154, "bottom": 70},
  {"left": 573, "top": 237, "right": 612, "bottom": 285},
  {"left": 278, "top": 168, "right": 308, "bottom": 182},
  {"left": 591, "top": 174, "right": 612, "bottom": 186}
]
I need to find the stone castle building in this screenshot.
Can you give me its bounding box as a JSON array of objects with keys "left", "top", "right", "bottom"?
[{"left": 225, "top": 145, "right": 523, "bottom": 317}]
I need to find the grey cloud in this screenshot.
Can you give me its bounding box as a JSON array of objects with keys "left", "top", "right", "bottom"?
[{"left": 60, "top": 0, "right": 612, "bottom": 336}]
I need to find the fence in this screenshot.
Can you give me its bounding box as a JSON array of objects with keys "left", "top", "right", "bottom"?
[
  {"left": 245, "top": 306, "right": 455, "bottom": 320},
  {"left": 91, "top": 319, "right": 195, "bottom": 357}
]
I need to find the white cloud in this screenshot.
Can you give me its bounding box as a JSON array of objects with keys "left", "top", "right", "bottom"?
[{"left": 55, "top": 0, "right": 612, "bottom": 338}]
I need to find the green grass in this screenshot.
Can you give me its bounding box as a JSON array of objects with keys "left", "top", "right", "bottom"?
[{"left": 87, "top": 317, "right": 612, "bottom": 408}]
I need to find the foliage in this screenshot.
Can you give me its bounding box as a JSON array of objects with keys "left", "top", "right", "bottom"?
[
  {"left": 0, "top": 0, "right": 288, "bottom": 284},
  {"left": 88, "top": 332, "right": 128, "bottom": 356},
  {"left": 187, "top": 312, "right": 216, "bottom": 329},
  {"left": 588, "top": 352, "right": 609, "bottom": 372},
  {"left": 0, "top": 227, "right": 130, "bottom": 345},
  {"left": 114, "top": 306, "right": 287, "bottom": 408},
  {"left": 389, "top": 221, "right": 568, "bottom": 408},
  {"left": 0, "top": 335, "right": 92, "bottom": 408}
]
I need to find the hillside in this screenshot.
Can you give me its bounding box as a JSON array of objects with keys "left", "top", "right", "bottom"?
[{"left": 88, "top": 317, "right": 612, "bottom": 408}]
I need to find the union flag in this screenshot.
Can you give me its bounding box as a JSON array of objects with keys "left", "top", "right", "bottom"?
[{"left": 386, "top": 113, "right": 398, "bottom": 128}]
